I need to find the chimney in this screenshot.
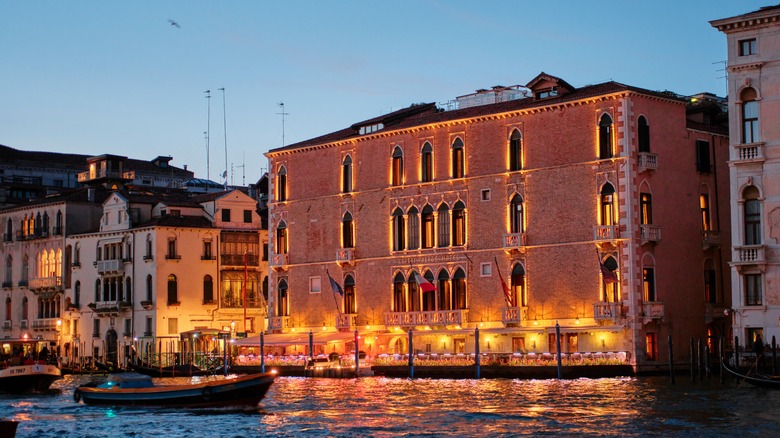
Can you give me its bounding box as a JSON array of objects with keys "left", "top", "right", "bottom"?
[
  {"left": 88, "top": 188, "right": 95, "bottom": 203},
  {"left": 183, "top": 164, "right": 188, "bottom": 171}
]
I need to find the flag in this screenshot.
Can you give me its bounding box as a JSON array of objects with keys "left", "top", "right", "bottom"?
[
  {"left": 414, "top": 272, "right": 436, "bottom": 293},
  {"left": 599, "top": 258, "right": 619, "bottom": 284},
  {"left": 494, "top": 257, "right": 513, "bottom": 307},
  {"left": 326, "top": 270, "right": 344, "bottom": 296}
]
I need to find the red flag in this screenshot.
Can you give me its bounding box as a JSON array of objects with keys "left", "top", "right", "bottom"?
[
  {"left": 494, "top": 258, "right": 513, "bottom": 307},
  {"left": 414, "top": 272, "right": 436, "bottom": 293},
  {"left": 599, "top": 259, "right": 619, "bottom": 284}
]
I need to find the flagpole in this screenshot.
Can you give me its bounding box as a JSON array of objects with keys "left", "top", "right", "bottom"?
[{"left": 327, "top": 269, "right": 342, "bottom": 314}]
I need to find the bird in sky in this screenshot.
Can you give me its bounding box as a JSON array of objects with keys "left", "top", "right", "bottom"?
[{"left": 168, "top": 19, "right": 180, "bottom": 28}]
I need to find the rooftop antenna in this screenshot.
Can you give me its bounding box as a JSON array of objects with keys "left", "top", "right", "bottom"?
[
  {"left": 277, "top": 102, "right": 289, "bottom": 147},
  {"left": 219, "top": 87, "right": 228, "bottom": 186},
  {"left": 204, "top": 90, "right": 211, "bottom": 182},
  {"left": 237, "top": 152, "right": 246, "bottom": 186}
]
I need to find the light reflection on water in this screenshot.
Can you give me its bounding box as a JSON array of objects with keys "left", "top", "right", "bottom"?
[{"left": 2, "top": 374, "right": 779, "bottom": 437}]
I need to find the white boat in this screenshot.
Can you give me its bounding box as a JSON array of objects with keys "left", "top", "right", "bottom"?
[{"left": 0, "top": 338, "right": 62, "bottom": 393}]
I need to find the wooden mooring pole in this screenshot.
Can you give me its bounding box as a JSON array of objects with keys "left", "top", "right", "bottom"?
[
  {"left": 408, "top": 329, "right": 414, "bottom": 379},
  {"left": 475, "top": 327, "right": 481, "bottom": 379},
  {"left": 690, "top": 338, "right": 696, "bottom": 383},
  {"left": 669, "top": 335, "right": 675, "bottom": 384},
  {"left": 719, "top": 336, "right": 725, "bottom": 384}
]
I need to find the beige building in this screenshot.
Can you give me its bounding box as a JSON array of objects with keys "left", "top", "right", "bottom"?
[{"left": 713, "top": 5, "right": 780, "bottom": 349}]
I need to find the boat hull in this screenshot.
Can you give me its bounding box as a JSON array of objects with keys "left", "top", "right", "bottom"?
[
  {"left": 0, "top": 363, "right": 62, "bottom": 393},
  {"left": 75, "top": 373, "right": 275, "bottom": 407},
  {"left": 722, "top": 362, "right": 780, "bottom": 389}
]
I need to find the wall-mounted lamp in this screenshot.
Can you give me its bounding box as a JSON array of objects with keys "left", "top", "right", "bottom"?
[
  {"left": 600, "top": 337, "right": 606, "bottom": 348},
  {"left": 531, "top": 340, "right": 536, "bottom": 349},
  {"left": 575, "top": 316, "right": 580, "bottom": 325}
]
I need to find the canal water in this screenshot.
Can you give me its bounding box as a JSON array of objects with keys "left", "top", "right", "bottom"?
[{"left": 3, "top": 374, "right": 779, "bottom": 437}]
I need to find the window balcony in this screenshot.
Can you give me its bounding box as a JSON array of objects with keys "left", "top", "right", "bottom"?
[
  {"left": 503, "top": 233, "right": 527, "bottom": 250},
  {"left": 221, "top": 254, "right": 260, "bottom": 266},
  {"left": 20, "top": 319, "right": 28, "bottom": 329},
  {"left": 704, "top": 303, "right": 727, "bottom": 324},
  {"left": 383, "top": 309, "right": 468, "bottom": 328},
  {"left": 17, "top": 280, "right": 27, "bottom": 287},
  {"left": 97, "top": 259, "right": 123, "bottom": 274},
  {"left": 201, "top": 255, "right": 216, "bottom": 261},
  {"left": 165, "top": 254, "right": 181, "bottom": 260},
  {"left": 638, "top": 152, "right": 658, "bottom": 173},
  {"left": 2, "top": 320, "right": 10, "bottom": 330},
  {"left": 640, "top": 225, "right": 661, "bottom": 245},
  {"left": 732, "top": 245, "right": 767, "bottom": 268},
  {"left": 336, "top": 313, "right": 357, "bottom": 331},
  {"left": 593, "top": 302, "right": 623, "bottom": 323},
  {"left": 268, "top": 316, "right": 291, "bottom": 332},
  {"left": 641, "top": 302, "right": 664, "bottom": 323},
  {"left": 31, "top": 318, "right": 59, "bottom": 331},
  {"left": 140, "top": 300, "right": 153, "bottom": 310},
  {"left": 501, "top": 306, "right": 529, "bottom": 326},
  {"left": 78, "top": 169, "right": 135, "bottom": 182},
  {"left": 702, "top": 231, "right": 721, "bottom": 250},
  {"left": 594, "top": 225, "right": 618, "bottom": 241},
  {"left": 2, "top": 233, "right": 12, "bottom": 242},
  {"left": 29, "top": 276, "right": 63, "bottom": 291},
  {"left": 336, "top": 248, "right": 355, "bottom": 266},
  {"left": 51, "top": 226, "right": 63, "bottom": 236},
  {"left": 143, "top": 254, "right": 153, "bottom": 261},
  {"left": 91, "top": 301, "right": 132, "bottom": 315},
  {"left": 733, "top": 142, "right": 765, "bottom": 162},
  {"left": 270, "top": 253, "right": 288, "bottom": 271}
]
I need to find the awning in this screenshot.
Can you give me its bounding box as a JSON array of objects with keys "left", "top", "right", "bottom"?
[{"left": 234, "top": 331, "right": 373, "bottom": 347}]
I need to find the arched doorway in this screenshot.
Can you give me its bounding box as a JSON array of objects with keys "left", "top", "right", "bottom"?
[{"left": 106, "top": 328, "right": 118, "bottom": 366}]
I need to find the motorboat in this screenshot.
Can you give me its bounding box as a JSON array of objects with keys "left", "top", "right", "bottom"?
[
  {"left": 74, "top": 372, "right": 275, "bottom": 407},
  {"left": 0, "top": 338, "right": 62, "bottom": 393}
]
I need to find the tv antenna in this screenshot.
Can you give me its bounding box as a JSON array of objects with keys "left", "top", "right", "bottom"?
[
  {"left": 204, "top": 90, "right": 211, "bottom": 181},
  {"left": 277, "top": 102, "right": 289, "bottom": 147},
  {"left": 219, "top": 87, "right": 228, "bottom": 185},
  {"left": 236, "top": 152, "right": 246, "bottom": 186}
]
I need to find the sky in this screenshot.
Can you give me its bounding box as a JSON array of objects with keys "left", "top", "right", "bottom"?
[{"left": 1, "top": 1, "right": 762, "bottom": 185}]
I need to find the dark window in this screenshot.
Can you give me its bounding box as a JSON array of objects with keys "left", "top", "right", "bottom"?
[
  {"left": 407, "top": 207, "right": 419, "bottom": 250},
  {"left": 437, "top": 204, "right": 450, "bottom": 247},
  {"left": 438, "top": 270, "right": 451, "bottom": 311},
  {"left": 742, "top": 88, "right": 759, "bottom": 144},
  {"left": 745, "top": 274, "right": 762, "bottom": 306},
  {"left": 640, "top": 193, "right": 653, "bottom": 224},
  {"left": 696, "top": 140, "right": 711, "bottom": 173},
  {"left": 391, "top": 146, "right": 403, "bottom": 186},
  {"left": 167, "top": 274, "right": 178, "bottom": 304},
  {"left": 167, "top": 239, "right": 177, "bottom": 258},
  {"left": 74, "top": 281, "right": 81, "bottom": 306},
  {"left": 704, "top": 265, "right": 717, "bottom": 304},
  {"left": 342, "top": 155, "right": 353, "bottom": 193},
  {"left": 146, "top": 275, "right": 153, "bottom": 301},
  {"left": 392, "top": 273, "right": 406, "bottom": 312},
  {"left": 421, "top": 270, "right": 436, "bottom": 311},
  {"left": 203, "top": 275, "right": 214, "bottom": 303},
  {"left": 342, "top": 212, "right": 354, "bottom": 248},
  {"left": 744, "top": 187, "right": 761, "bottom": 245},
  {"left": 344, "top": 275, "right": 356, "bottom": 314},
  {"left": 603, "top": 256, "right": 619, "bottom": 302},
  {"left": 421, "top": 143, "right": 433, "bottom": 183},
  {"left": 222, "top": 209, "right": 231, "bottom": 222},
  {"left": 276, "top": 280, "right": 289, "bottom": 316},
  {"left": 453, "top": 268, "right": 466, "bottom": 310},
  {"left": 638, "top": 116, "right": 650, "bottom": 153},
  {"left": 451, "top": 138, "right": 464, "bottom": 179},
  {"left": 452, "top": 201, "right": 466, "bottom": 246},
  {"left": 510, "top": 195, "right": 524, "bottom": 234},
  {"left": 599, "top": 114, "right": 614, "bottom": 159},
  {"left": 243, "top": 210, "right": 252, "bottom": 223},
  {"left": 739, "top": 38, "right": 757, "bottom": 56},
  {"left": 392, "top": 208, "right": 405, "bottom": 251},
  {"left": 643, "top": 268, "right": 655, "bottom": 301},
  {"left": 509, "top": 130, "right": 522, "bottom": 171},
  {"left": 277, "top": 166, "right": 288, "bottom": 202},
  {"left": 421, "top": 205, "right": 434, "bottom": 249}
]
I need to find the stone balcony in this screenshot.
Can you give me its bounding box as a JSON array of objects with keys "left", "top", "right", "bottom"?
[
  {"left": 29, "top": 276, "right": 63, "bottom": 291},
  {"left": 336, "top": 313, "right": 358, "bottom": 331},
  {"left": 503, "top": 233, "right": 527, "bottom": 250},
  {"left": 732, "top": 245, "right": 767, "bottom": 269},
  {"left": 336, "top": 248, "right": 355, "bottom": 266},
  {"left": 702, "top": 231, "right": 721, "bottom": 250},
  {"left": 593, "top": 302, "right": 623, "bottom": 323},
  {"left": 733, "top": 142, "right": 765, "bottom": 162},
  {"left": 383, "top": 309, "right": 467, "bottom": 328},
  {"left": 638, "top": 152, "right": 658, "bottom": 173},
  {"left": 31, "top": 318, "right": 60, "bottom": 331},
  {"left": 594, "top": 225, "right": 618, "bottom": 241},
  {"left": 268, "top": 315, "right": 291, "bottom": 332},
  {"left": 270, "top": 253, "right": 289, "bottom": 271},
  {"left": 501, "top": 306, "right": 529, "bottom": 327},
  {"left": 641, "top": 302, "right": 664, "bottom": 323},
  {"left": 97, "top": 259, "right": 123, "bottom": 275},
  {"left": 640, "top": 225, "right": 661, "bottom": 245}
]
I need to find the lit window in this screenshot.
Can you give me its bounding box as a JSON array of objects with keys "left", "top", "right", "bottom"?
[
  {"left": 599, "top": 114, "right": 614, "bottom": 159},
  {"left": 600, "top": 184, "right": 616, "bottom": 226},
  {"left": 640, "top": 193, "right": 653, "bottom": 225},
  {"left": 511, "top": 263, "right": 526, "bottom": 307},
  {"left": 276, "top": 221, "right": 288, "bottom": 254},
  {"left": 392, "top": 273, "right": 406, "bottom": 312},
  {"left": 391, "top": 146, "right": 404, "bottom": 186},
  {"left": 342, "top": 155, "right": 353, "bottom": 193},
  {"left": 700, "top": 193, "right": 712, "bottom": 231},
  {"left": 421, "top": 205, "right": 434, "bottom": 249},
  {"left": 276, "top": 166, "right": 288, "bottom": 202},
  {"left": 642, "top": 268, "right": 655, "bottom": 301},
  {"left": 645, "top": 333, "right": 658, "bottom": 361},
  {"left": 437, "top": 203, "right": 450, "bottom": 247},
  {"left": 602, "top": 256, "right": 619, "bottom": 302},
  {"left": 451, "top": 138, "right": 464, "bottom": 179},
  {"left": 421, "top": 143, "right": 433, "bottom": 183},
  {"left": 438, "top": 270, "right": 451, "bottom": 311},
  {"left": 509, "top": 129, "right": 523, "bottom": 171},
  {"left": 452, "top": 201, "right": 466, "bottom": 246},
  {"left": 739, "top": 38, "right": 757, "bottom": 56},
  {"left": 392, "top": 208, "right": 405, "bottom": 251},
  {"left": 452, "top": 268, "right": 467, "bottom": 310}
]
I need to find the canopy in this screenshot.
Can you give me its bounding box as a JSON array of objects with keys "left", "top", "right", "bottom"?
[{"left": 234, "top": 331, "right": 368, "bottom": 347}]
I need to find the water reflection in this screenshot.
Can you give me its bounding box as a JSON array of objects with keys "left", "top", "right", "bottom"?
[{"left": 2, "top": 374, "right": 780, "bottom": 436}]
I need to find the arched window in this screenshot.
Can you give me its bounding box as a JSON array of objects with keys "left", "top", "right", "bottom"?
[
  {"left": 392, "top": 208, "right": 405, "bottom": 251},
  {"left": 437, "top": 203, "right": 450, "bottom": 247},
  {"left": 407, "top": 273, "right": 420, "bottom": 312},
  {"left": 511, "top": 264, "right": 526, "bottom": 307},
  {"left": 391, "top": 146, "right": 404, "bottom": 186},
  {"left": 21, "top": 255, "right": 28, "bottom": 284},
  {"left": 203, "top": 275, "right": 214, "bottom": 303},
  {"left": 407, "top": 207, "right": 419, "bottom": 250},
  {"left": 638, "top": 116, "right": 650, "bottom": 153},
  {"left": 55, "top": 211, "right": 63, "bottom": 235},
  {"left": 437, "top": 270, "right": 451, "bottom": 311},
  {"left": 602, "top": 256, "right": 620, "bottom": 302},
  {"left": 640, "top": 192, "right": 653, "bottom": 225},
  {"left": 421, "top": 270, "right": 436, "bottom": 311},
  {"left": 509, "top": 129, "right": 523, "bottom": 171},
  {"left": 342, "top": 155, "right": 353, "bottom": 193},
  {"left": 700, "top": 190, "right": 712, "bottom": 231},
  {"left": 344, "top": 275, "right": 356, "bottom": 314},
  {"left": 146, "top": 275, "right": 153, "bottom": 302},
  {"left": 452, "top": 201, "right": 466, "bottom": 246},
  {"left": 643, "top": 266, "right": 656, "bottom": 302},
  {"left": 421, "top": 205, "right": 434, "bottom": 249},
  {"left": 392, "top": 272, "right": 406, "bottom": 312},
  {"left": 510, "top": 194, "right": 524, "bottom": 234},
  {"left": 342, "top": 212, "right": 354, "bottom": 248},
  {"left": 74, "top": 281, "right": 81, "bottom": 307},
  {"left": 167, "top": 274, "right": 178, "bottom": 304},
  {"left": 4, "top": 255, "right": 11, "bottom": 284},
  {"left": 4, "top": 297, "right": 10, "bottom": 321},
  {"left": 277, "top": 166, "right": 288, "bottom": 202},
  {"left": 600, "top": 183, "right": 616, "bottom": 226},
  {"left": 421, "top": 142, "right": 433, "bottom": 183},
  {"left": 744, "top": 186, "right": 761, "bottom": 245},
  {"left": 95, "top": 279, "right": 101, "bottom": 302},
  {"left": 42, "top": 212, "right": 49, "bottom": 234},
  {"left": 22, "top": 297, "right": 28, "bottom": 321},
  {"left": 599, "top": 114, "right": 614, "bottom": 159},
  {"left": 4, "top": 218, "right": 11, "bottom": 242},
  {"left": 145, "top": 235, "right": 153, "bottom": 259},
  {"left": 125, "top": 277, "right": 132, "bottom": 303},
  {"left": 276, "top": 279, "right": 289, "bottom": 317},
  {"left": 741, "top": 87, "right": 759, "bottom": 144},
  {"left": 453, "top": 268, "right": 466, "bottom": 310},
  {"left": 451, "top": 138, "right": 464, "bottom": 179},
  {"left": 704, "top": 259, "right": 717, "bottom": 304},
  {"left": 276, "top": 221, "right": 288, "bottom": 254}
]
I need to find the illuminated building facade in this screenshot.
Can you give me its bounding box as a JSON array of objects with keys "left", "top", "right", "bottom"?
[
  {"left": 265, "top": 73, "right": 730, "bottom": 368},
  {"left": 713, "top": 6, "right": 780, "bottom": 349}
]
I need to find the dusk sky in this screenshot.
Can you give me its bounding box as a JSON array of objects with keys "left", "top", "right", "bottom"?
[{"left": 1, "top": 1, "right": 759, "bottom": 184}]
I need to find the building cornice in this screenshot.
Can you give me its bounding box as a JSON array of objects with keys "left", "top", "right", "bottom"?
[{"left": 711, "top": 9, "right": 780, "bottom": 32}]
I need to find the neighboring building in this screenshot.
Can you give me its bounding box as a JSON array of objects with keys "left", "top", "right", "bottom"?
[
  {"left": 712, "top": 5, "right": 780, "bottom": 350},
  {"left": 264, "top": 73, "right": 730, "bottom": 370},
  {"left": 0, "top": 145, "right": 194, "bottom": 208},
  {"left": 62, "top": 188, "right": 266, "bottom": 366},
  {"left": 0, "top": 187, "right": 108, "bottom": 354}
]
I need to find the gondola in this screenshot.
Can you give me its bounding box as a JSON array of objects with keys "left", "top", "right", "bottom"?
[
  {"left": 722, "top": 360, "right": 780, "bottom": 389},
  {"left": 128, "top": 360, "right": 221, "bottom": 378},
  {"left": 74, "top": 372, "right": 275, "bottom": 407}
]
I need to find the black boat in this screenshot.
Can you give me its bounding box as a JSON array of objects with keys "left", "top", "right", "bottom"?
[{"left": 722, "top": 361, "right": 780, "bottom": 389}]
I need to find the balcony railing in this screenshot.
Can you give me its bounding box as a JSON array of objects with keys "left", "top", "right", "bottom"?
[
  {"left": 2, "top": 320, "right": 10, "bottom": 330},
  {"left": 641, "top": 302, "right": 664, "bottom": 322},
  {"left": 732, "top": 245, "right": 767, "bottom": 265},
  {"left": 2, "top": 233, "right": 12, "bottom": 242},
  {"left": 31, "top": 318, "right": 59, "bottom": 331},
  {"left": 734, "top": 143, "right": 765, "bottom": 162},
  {"left": 268, "top": 316, "right": 291, "bottom": 331},
  {"left": 638, "top": 152, "right": 658, "bottom": 173},
  {"left": 20, "top": 319, "right": 28, "bottom": 329},
  {"left": 336, "top": 313, "right": 358, "bottom": 331},
  {"left": 90, "top": 301, "right": 132, "bottom": 315},
  {"left": 501, "top": 306, "right": 529, "bottom": 326},
  {"left": 1, "top": 281, "right": 11, "bottom": 289},
  {"left": 14, "top": 228, "right": 49, "bottom": 241},
  {"left": 336, "top": 248, "right": 355, "bottom": 265},
  {"left": 221, "top": 254, "right": 260, "bottom": 266},
  {"left": 702, "top": 231, "right": 721, "bottom": 250},
  {"left": 383, "top": 309, "right": 468, "bottom": 327},
  {"left": 593, "top": 302, "right": 622, "bottom": 323},
  {"left": 270, "top": 253, "right": 288, "bottom": 270},
  {"left": 29, "top": 276, "right": 63, "bottom": 291},
  {"left": 594, "top": 225, "right": 618, "bottom": 241},
  {"left": 640, "top": 225, "right": 661, "bottom": 244},
  {"left": 77, "top": 169, "right": 135, "bottom": 182},
  {"left": 97, "top": 259, "right": 123, "bottom": 274},
  {"left": 165, "top": 254, "right": 181, "bottom": 260},
  {"left": 503, "top": 233, "right": 527, "bottom": 250}
]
